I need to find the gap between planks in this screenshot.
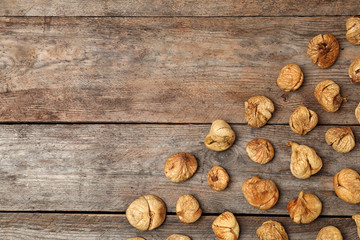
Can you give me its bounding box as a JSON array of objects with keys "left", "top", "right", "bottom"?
[
  {"left": 0, "top": 122, "right": 357, "bottom": 126},
  {"left": 0, "top": 210, "right": 352, "bottom": 219},
  {"left": 2, "top": 15, "right": 359, "bottom": 18}
]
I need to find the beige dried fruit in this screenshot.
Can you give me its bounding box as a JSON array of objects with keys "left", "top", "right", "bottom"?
[
  {"left": 276, "top": 64, "right": 304, "bottom": 92},
  {"left": 307, "top": 34, "right": 339, "bottom": 69},
  {"left": 246, "top": 139, "right": 274, "bottom": 164},
  {"left": 256, "top": 220, "right": 288, "bottom": 240},
  {"left": 245, "top": 96, "right": 275, "bottom": 128},
  {"left": 287, "top": 190, "right": 322, "bottom": 224},
  {"left": 207, "top": 166, "right": 230, "bottom": 191},
  {"left": 314, "top": 80, "right": 346, "bottom": 112},
  {"left": 166, "top": 234, "right": 191, "bottom": 240},
  {"left": 176, "top": 194, "right": 202, "bottom": 223},
  {"left": 242, "top": 176, "right": 279, "bottom": 210},
  {"left": 316, "top": 226, "right": 343, "bottom": 240},
  {"left": 286, "top": 141, "right": 322, "bottom": 179},
  {"left": 356, "top": 103, "right": 360, "bottom": 124},
  {"left": 204, "top": 120, "right": 236, "bottom": 151},
  {"left": 164, "top": 152, "right": 198, "bottom": 182},
  {"left": 212, "top": 211, "right": 240, "bottom": 240},
  {"left": 353, "top": 214, "right": 360, "bottom": 238},
  {"left": 349, "top": 56, "right": 360, "bottom": 83},
  {"left": 346, "top": 17, "right": 360, "bottom": 45},
  {"left": 126, "top": 195, "right": 166, "bottom": 231},
  {"left": 325, "top": 127, "right": 355, "bottom": 153},
  {"left": 333, "top": 168, "right": 360, "bottom": 204},
  {"left": 127, "top": 238, "right": 145, "bottom": 240},
  {"left": 289, "top": 106, "right": 318, "bottom": 136}
]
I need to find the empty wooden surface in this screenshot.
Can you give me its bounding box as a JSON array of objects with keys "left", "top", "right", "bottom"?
[
  {"left": 1, "top": 17, "right": 360, "bottom": 123},
  {"left": 0, "top": 213, "right": 357, "bottom": 240},
  {"left": 1, "top": 0, "right": 359, "bottom": 17}
]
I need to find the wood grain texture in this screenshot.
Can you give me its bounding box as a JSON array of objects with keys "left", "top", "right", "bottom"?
[
  {"left": 1, "top": 17, "right": 360, "bottom": 124},
  {"left": 0, "top": 124, "right": 359, "bottom": 216},
  {"left": 0, "top": 213, "right": 357, "bottom": 240},
  {"left": 1, "top": 0, "right": 359, "bottom": 17}
]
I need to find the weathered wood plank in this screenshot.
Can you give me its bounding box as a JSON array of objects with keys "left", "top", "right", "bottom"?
[
  {"left": 1, "top": 0, "right": 359, "bottom": 17},
  {"left": 0, "top": 124, "right": 359, "bottom": 216},
  {"left": 1, "top": 17, "right": 360, "bottom": 124},
  {"left": 0, "top": 213, "right": 357, "bottom": 240}
]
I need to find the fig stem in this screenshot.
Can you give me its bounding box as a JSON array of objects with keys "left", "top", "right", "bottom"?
[{"left": 298, "top": 190, "right": 304, "bottom": 199}]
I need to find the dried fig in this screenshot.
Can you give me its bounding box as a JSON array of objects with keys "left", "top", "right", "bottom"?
[
  {"left": 286, "top": 141, "right": 322, "bottom": 179},
  {"left": 289, "top": 106, "right": 318, "bottom": 136},
  {"left": 287, "top": 190, "right": 322, "bottom": 224},
  {"left": 246, "top": 139, "right": 274, "bottom": 164},
  {"left": 307, "top": 34, "right": 339, "bottom": 69},
  {"left": 276, "top": 64, "right": 304, "bottom": 92},
  {"left": 316, "top": 226, "right": 343, "bottom": 240},
  {"left": 353, "top": 214, "right": 360, "bottom": 238},
  {"left": 245, "top": 96, "right": 275, "bottom": 128},
  {"left": 242, "top": 176, "right": 279, "bottom": 210},
  {"left": 127, "top": 238, "right": 145, "bottom": 240},
  {"left": 346, "top": 16, "right": 360, "bottom": 45},
  {"left": 166, "top": 234, "right": 191, "bottom": 240},
  {"left": 126, "top": 195, "right": 166, "bottom": 231},
  {"left": 176, "top": 194, "right": 202, "bottom": 223},
  {"left": 212, "top": 211, "right": 240, "bottom": 240},
  {"left": 349, "top": 56, "right": 360, "bottom": 83},
  {"left": 357, "top": 103, "right": 360, "bottom": 124},
  {"left": 333, "top": 168, "right": 360, "bottom": 204},
  {"left": 204, "top": 120, "right": 236, "bottom": 151},
  {"left": 256, "top": 220, "right": 288, "bottom": 240},
  {"left": 314, "top": 80, "right": 346, "bottom": 112},
  {"left": 164, "top": 152, "right": 198, "bottom": 182},
  {"left": 207, "top": 166, "right": 230, "bottom": 191},
  {"left": 325, "top": 127, "right": 355, "bottom": 153}
]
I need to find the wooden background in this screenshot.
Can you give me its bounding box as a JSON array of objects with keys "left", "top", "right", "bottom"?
[{"left": 1, "top": 1, "right": 360, "bottom": 239}]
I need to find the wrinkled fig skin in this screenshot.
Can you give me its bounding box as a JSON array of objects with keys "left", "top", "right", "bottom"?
[
  {"left": 126, "top": 195, "right": 166, "bottom": 231},
  {"left": 207, "top": 166, "right": 230, "bottom": 191},
  {"left": 314, "top": 80, "right": 346, "bottom": 112},
  {"left": 349, "top": 56, "right": 360, "bottom": 83},
  {"left": 176, "top": 194, "right": 202, "bottom": 223},
  {"left": 245, "top": 96, "right": 275, "bottom": 128},
  {"left": 256, "top": 220, "right": 289, "bottom": 240},
  {"left": 289, "top": 106, "right": 318, "bottom": 136},
  {"left": 212, "top": 212, "right": 240, "bottom": 240},
  {"left": 276, "top": 64, "right": 304, "bottom": 92},
  {"left": 353, "top": 214, "right": 360, "bottom": 238},
  {"left": 325, "top": 127, "right": 355, "bottom": 153},
  {"left": 246, "top": 139, "right": 274, "bottom": 164},
  {"left": 346, "top": 17, "right": 360, "bottom": 45},
  {"left": 166, "top": 234, "right": 191, "bottom": 240},
  {"left": 164, "top": 152, "right": 198, "bottom": 182},
  {"left": 333, "top": 168, "right": 360, "bottom": 204},
  {"left": 287, "top": 190, "right": 322, "bottom": 224},
  {"left": 307, "top": 34, "right": 339, "bottom": 69},
  {"left": 286, "top": 141, "right": 322, "bottom": 179},
  {"left": 242, "top": 176, "right": 279, "bottom": 210},
  {"left": 316, "top": 226, "right": 343, "bottom": 240},
  {"left": 204, "top": 120, "right": 236, "bottom": 151},
  {"left": 127, "top": 238, "right": 145, "bottom": 240},
  {"left": 356, "top": 103, "right": 360, "bottom": 124}
]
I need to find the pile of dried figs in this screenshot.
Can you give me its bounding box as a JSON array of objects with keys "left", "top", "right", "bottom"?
[{"left": 126, "top": 16, "right": 360, "bottom": 240}]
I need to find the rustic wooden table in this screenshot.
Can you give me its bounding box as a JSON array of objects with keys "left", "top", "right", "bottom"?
[{"left": 1, "top": 1, "right": 360, "bottom": 239}]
